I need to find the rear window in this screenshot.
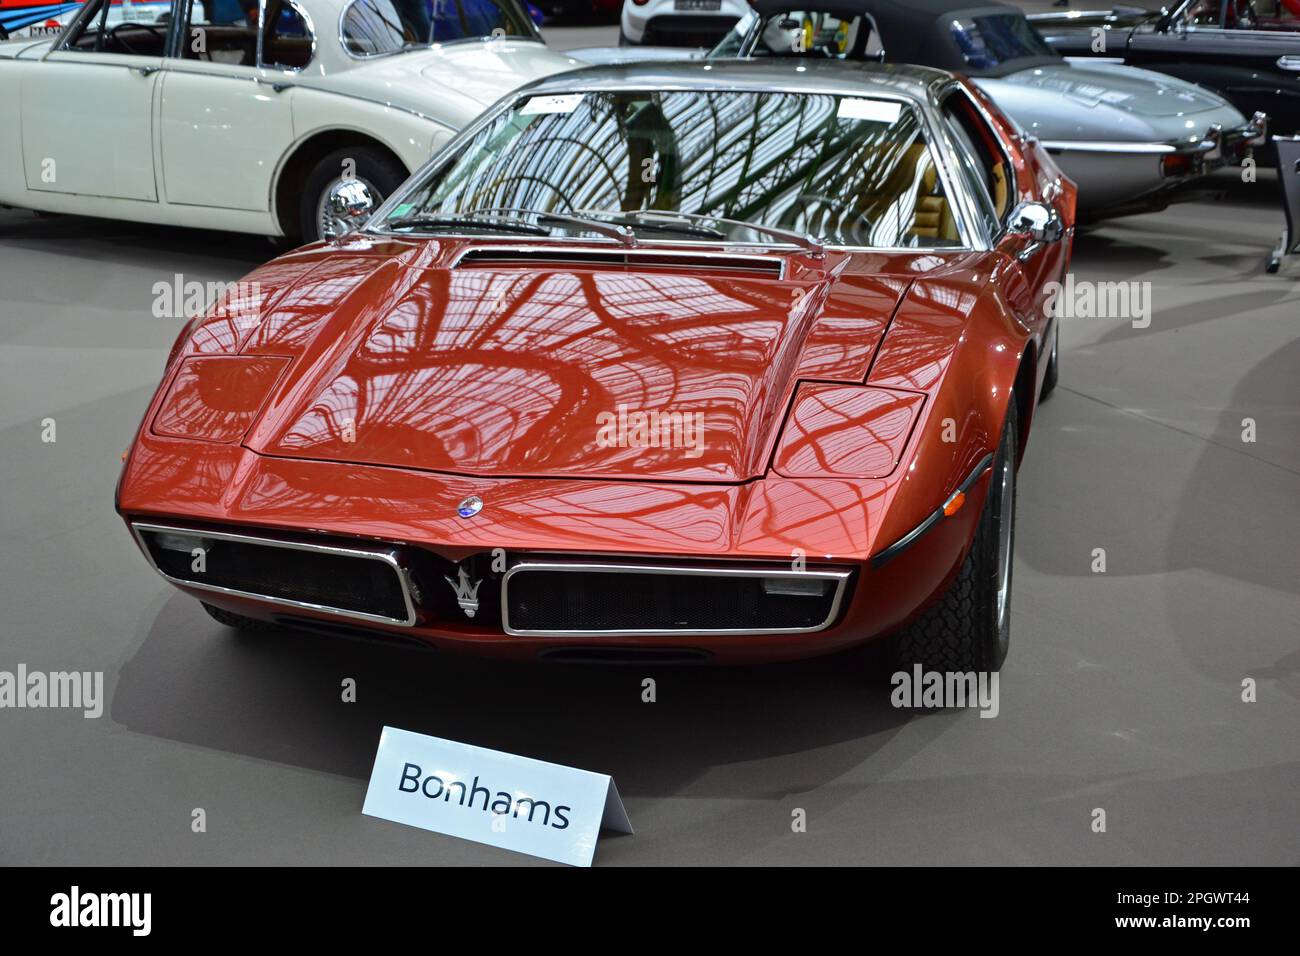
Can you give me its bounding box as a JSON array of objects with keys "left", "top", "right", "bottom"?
[{"left": 950, "top": 13, "right": 1056, "bottom": 70}]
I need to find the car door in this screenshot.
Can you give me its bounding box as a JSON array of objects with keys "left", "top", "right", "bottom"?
[
  {"left": 157, "top": 0, "right": 300, "bottom": 212},
  {"left": 19, "top": 0, "right": 172, "bottom": 201}
]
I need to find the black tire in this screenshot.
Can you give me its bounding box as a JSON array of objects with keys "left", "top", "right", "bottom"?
[
  {"left": 891, "top": 394, "right": 1018, "bottom": 673},
  {"left": 201, "top": 601, "right": 281, "bottom": 633},
  {"left": 1040, "top": 323, "right": 1059, "bottom": 400},
  {"left": 297, "top": 146, "right": 407, "bottom": 244}
]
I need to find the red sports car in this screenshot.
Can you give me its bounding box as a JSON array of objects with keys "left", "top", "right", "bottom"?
[{"left": 117, "top": 61, "right": 1075, "bottom": 672}]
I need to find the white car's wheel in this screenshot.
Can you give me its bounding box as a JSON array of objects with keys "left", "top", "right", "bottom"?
[{"left": 300, "top": 146, "right": 407, "bottom": 243}]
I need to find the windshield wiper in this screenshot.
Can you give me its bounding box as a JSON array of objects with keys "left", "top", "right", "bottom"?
[
  {"left": 573, "top": 209, "right": 727, "bottom": 240},
  {"left": 379, "top": 214, "right": 549, "bottom": 236},
  {"left": 594, "top": 210, "right": 824, "bottom": 255},
  {"left": 471, "top": 207, "right": 638, "bottom": 246}
]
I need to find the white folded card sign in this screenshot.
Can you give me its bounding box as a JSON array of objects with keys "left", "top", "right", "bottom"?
[{"left": 362, "top": 726, "right": 632, "bottom": 867}]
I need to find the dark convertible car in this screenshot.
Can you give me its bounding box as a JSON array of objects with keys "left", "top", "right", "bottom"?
[{"left": 1032, "top": 0, "right": 1300, "bottom": 157}]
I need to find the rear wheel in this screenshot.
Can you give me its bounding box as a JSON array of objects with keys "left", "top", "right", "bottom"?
[
  {"left": 298, "top": 146, "right": 406, "bottom": 244},
  {"left": 201, "top": 601, "right": 281, "bottom": 634},
  {"left": 890, "top": 394, "right": 1018, "bottom": 673}
]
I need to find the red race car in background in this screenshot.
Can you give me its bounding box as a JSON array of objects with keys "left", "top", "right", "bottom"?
[{"left": 117, "top": 61, "right": 1075, "bottom": 674}]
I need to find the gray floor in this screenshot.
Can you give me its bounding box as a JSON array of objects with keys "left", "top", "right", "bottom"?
[{"left": 1, "top": 51, "right": 1298, "bottom": 866}]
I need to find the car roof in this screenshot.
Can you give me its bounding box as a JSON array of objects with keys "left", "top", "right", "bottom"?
[
  {"left": 513, "top": 59, "right": 958, "bottom": 106},
  {"left": 743, "top": 0, "right": 1062, "bottom": 77}
]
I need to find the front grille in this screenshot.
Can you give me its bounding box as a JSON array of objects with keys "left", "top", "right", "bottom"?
[
  {"left": 503, "top": 562, "right": 850, "bottom": 636},
  {"left": 134, "top": 524, "right": 415, "bottom": 626}
]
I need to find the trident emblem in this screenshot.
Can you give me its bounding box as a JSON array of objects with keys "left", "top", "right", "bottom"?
[{"left": 444, "top": 565, "right": 483, "bottom": 619}]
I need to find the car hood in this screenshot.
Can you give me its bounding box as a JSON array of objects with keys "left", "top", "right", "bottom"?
[
  {"left": 295, "top": 41, "right": 581, "bottom": 131},
  {"left": 237, "top": 242, "right": 912, "bottom": 483},
  {"left": 976, "top": 62, "right": 1246, "bottom": 142}
]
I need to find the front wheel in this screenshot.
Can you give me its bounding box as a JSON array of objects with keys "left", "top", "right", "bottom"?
[
  {"left": 1040, "top": 323, "right": 1059, "bottom": 400},
  {"left": 890, "top": 394, "right": 1018, "bottom": 673},
  {"left": 298, "top": 146, "right": 407, "bottom": 244}
]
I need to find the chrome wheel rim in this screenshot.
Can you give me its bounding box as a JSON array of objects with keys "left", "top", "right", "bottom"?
[
  {"left": 994, "top": 448, "right": 1015, "bottom": 631},
  {"left": 316, "top": 176, "right": 378, "bottom": 241}
]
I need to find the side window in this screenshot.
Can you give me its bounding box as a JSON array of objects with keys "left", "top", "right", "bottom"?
[
  {"left": 261, "top": 0, "right": 314, "bottom": 71},
  {"left": 62, "top": 0, "right": 171, "bottom": 56},
  {"left": 752, "top": 12, "right": 873, "bottom": 59},
  {"left": 940, "top": 91, "right": 1014, "bottom": 233},
  {"left": 182, "top": 0, "right": 259, "bottom": 65},
  {"left": 1182, "top": 0, "right": 1223, "bottom": 25},
  {"left": 1238, "top": 0, "right": 1299, "bottom": 29}
]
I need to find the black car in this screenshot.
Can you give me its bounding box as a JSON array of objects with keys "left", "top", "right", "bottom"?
[{"left": 1032, "top": 0, "right": 1300, "bottom": 158}]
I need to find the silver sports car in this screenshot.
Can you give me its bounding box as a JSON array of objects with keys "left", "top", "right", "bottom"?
[{"left": 576, "top": 0, "right": 1268, "bottom": 218}]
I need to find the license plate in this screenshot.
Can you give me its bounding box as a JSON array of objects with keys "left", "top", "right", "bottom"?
[{"left": 675, "top": 0, "right": 722, "bottom": 10}]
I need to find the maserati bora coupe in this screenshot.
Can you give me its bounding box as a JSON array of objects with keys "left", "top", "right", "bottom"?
[{"left": 117, "top": 61, "right": 1075, "bottom": 672}]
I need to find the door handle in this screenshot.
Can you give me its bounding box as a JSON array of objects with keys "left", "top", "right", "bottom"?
[
  {"left": 255, "top": 77, "right": 291, "bottom": 93},
  {"left": 133, "top": 66, "right": 159, "bottom": 77},
  {"left": 1278, "top": 55, "right": 1300, "bottom": 72}
]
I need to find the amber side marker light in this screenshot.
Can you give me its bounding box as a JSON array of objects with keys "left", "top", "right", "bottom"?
[
  {"left": 1160, "top": 153, "right": 1195, "bottom": 178},
  {"left": 942, "top": 490, "right": 966, "bottom": 517}
]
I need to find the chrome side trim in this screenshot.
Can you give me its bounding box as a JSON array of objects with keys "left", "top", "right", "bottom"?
[
  {"left": 1040, "top": 140, "right": 1177, "bottom": 155},
  {"left": 500, "top": 561, "right": 852, "bottom": 638},
  {"left": 870, "top": 452, "right": 995, "bottom": 569},
  {"left": 130, "top": 522, "right": 418, "bottom": 627}
]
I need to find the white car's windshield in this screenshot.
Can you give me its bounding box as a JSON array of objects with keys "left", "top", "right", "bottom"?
[
  {"left": 340, "top": 0, "right": 539, "bottom": 57},
  {"left": 374, "top": 88, "right": 965, "bottom": 249}
]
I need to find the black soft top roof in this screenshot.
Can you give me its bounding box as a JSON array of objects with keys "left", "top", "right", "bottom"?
[{"left": 747, "top": 0, "right": 1062, "bottom": 77}]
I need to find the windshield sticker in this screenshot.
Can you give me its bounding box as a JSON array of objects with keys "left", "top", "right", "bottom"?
[
  {"left": 521, "top": 94, "right": 587, "bottom": 116},
  {"left": 837, "top": 99, "right": 901, "bottom": 124}
]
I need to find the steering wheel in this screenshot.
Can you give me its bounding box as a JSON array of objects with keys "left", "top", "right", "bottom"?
[
  {"left": 108, "top": 22, "right": 166, "bottom": 56},
  {"left": 787, "top": 194, "right": 873, "bottom": 245}
]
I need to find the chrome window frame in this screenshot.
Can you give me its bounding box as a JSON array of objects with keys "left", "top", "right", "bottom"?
[
  {"left": 257, "top": 0, "right": 317, "bottom": 74},
  {"left": 51, "top": 0, "right": 179, "bottom": 56},
  {"left": 366, "top": 82, "right": 988, "bottom": 254},
  {"left": 936, "top": 85, "right": 1018, "bottom": 243}
]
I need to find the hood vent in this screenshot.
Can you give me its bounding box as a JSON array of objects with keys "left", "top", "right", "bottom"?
[{"left": 453, "top": 245, "right": 786, "bottom": 279}]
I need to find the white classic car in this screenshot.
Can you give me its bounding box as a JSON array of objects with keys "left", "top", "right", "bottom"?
[{"left": 0, "top": 0, "right": 579, "bottom": 241}]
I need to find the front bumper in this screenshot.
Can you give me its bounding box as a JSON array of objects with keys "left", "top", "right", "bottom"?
[{"left": 117, "top": 438, "right": 988, "bottom": 664}]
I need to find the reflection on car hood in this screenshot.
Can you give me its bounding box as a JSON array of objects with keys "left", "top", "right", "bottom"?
[
  {"left": 1001, "top": 62, "right": 1229, "bottom": 116},
  {"left": 237, "top": 242, "right": 916, "bottom": 484},
  {"left": 976, "top": 61, "right": 1246, "bottom": 143}
]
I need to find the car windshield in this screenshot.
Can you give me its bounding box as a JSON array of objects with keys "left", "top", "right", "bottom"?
[
  {"left": 373, "top": 88, "right": 965, "bottom": 249},
  {"left": 340, "top": 0, "right": 538, "bottom": 56},
  {"left": 950, "top": 14, "right": 1057, "bottom": 69},
  {"left": 712, "top": 9, "right": 882, "bottom": 60}
]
